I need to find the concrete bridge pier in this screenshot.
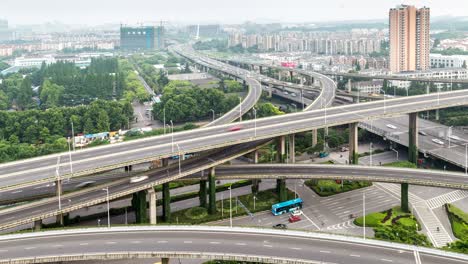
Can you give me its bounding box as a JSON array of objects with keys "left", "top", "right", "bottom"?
[
  {"left": 131, "top": 190, "right": 148, "bottom": 224},
  {"left": 162, "top": 258, "right": 170, "bottom": 264},
  {"left": 34, "top": 220, "right": 42, "bottom": 231},
  {"left": 162, "top": 183, "right": 171, "bottom": 222},
  {"left": 148, "top": 188, "right": 157, "bottom": 225},
  {"left": 252, "top": 150, "right": 260, "bottom": 194},
  {"left": 401, "top": 112, "right": 420, "bottom": 213},
  {"left": 276, "top": 136, "right": 287, "bottom": 201},
  {"left": 199, "top": 179, "right": 207, "bottom": 209},
  {"left": 288, "top": 134, "right": 296, "bottom": 164},
  {"left": 312, "top": 129, "right": 318, "bottom": 148},
  {"left": 208, "top": 167, "right": 216, "bottom": 214},
  {"left": 268, "top": 83, "right": 273, "bottom": 98},
  {"left": 289, "top": 71, "right": 294, "bottom": 82},
  {"left": 347, "top": 79, "right": 352, "bottom": 93},
  {"left": 348, "top": 123, "right": 359, "bottom": 165},
  {"left": 259, "top": 65, "right": 263, "bottom": 75},
  {"left": 56, "top": 178, "right": 64, "bottom": 226}
]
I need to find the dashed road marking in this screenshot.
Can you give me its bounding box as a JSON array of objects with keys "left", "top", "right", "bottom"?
[
  {"left": 79, "top": 243, "right": 89, "bottom": 246},
  {"left": 381, "top": 259, "right": 393, "bottom": 262},
  {"left": 105, "top": 241, "right": 116, "bottom": 245},
  {"left": 235, "top": 243, "right": 247, "bottom": 246},
  {"left": 210, "top": 241, "right": 220, "bottom": 244},
  {"left": 183, "top": 241, "right": 192, "bottom": 244},
  {"left": 24, "top": 247, "right": 36, "bottom": 250},
  {"left": 157, "top": 241, "right": 168, "bottom": 244},
  {"left": 320, "top": 250, "right": 330, "bottom": 254},
  {"left": 350, "top": 254, "right": 360, "bottom": 257},
  {"left": 263, "top": 244, "right": 273, "bottom": 248}
]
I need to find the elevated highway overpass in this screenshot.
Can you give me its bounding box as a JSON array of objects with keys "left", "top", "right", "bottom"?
[
  {"left": 0, "top": 226, "right": 467, "bottom": 264},
  {"left": 0, "top": 89, "right": 467, "bottom": 191}
]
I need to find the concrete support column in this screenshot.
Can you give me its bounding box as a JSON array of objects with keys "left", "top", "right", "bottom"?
[
  {"left": 435, "top": 109, "right": 440, "bottom": 121},
  {"left": 408, "top": 112, "right": 419, "bottom": 164},
  {"left": 132, "top": 190, "right": 148, "bottom": 224},
  {"left": 310, "top": 130, "right": 317, "bottom": 148},
  {"left": 348, "top": 123, "right": 359, "bottom": 165},
  {"left": 300, "top": 76, "right": 304, "bottom": 85},
  {"left": 162, "top": 183, "right": 171, "bottom": 222},
  {"left": 56, "top": 179, "right": 63, "bottom": 226},
  {"left": 259, "top": 66, "right": 263, "bottom": 74},
  {"left": 124, "top": 165, "right": 133, "bottom": 172},
  {"left": 252, "top": 150, "right": 260, "bottom": 194},
  {"left": 199, "top": 179, "right": 207, "bottom": 209},
  {"left": 401, "top": 183, "right": 409, "bottom": 213},
  {"left": 208, "top": 167, "right": 216, "bottom": 214},
  {"left": 162, "top": 258, "right": 170, "bottom": 264},
  {"left": 268, "top": 83, "right": 273, "bottom": 98},
  {"left": 278, "top": 71, "right": 282, "bottom": 81},
  {"left": 289, "top": 71, "right": 294, "bottom": 82},
  {"left": 276, "top": 136, "right": 286, "bottom": 163},
  {"left": 277, "top": 179, "right": 287, "bottom": 202},
  {"left": 162, "top": 158, "right": 169, "bottom": 167},
  {"left": 347, "top": 79, "right": 352, "bottom": 92},
  {"left": 34, "top": 220, "right": 42, "bottom": 231},
  {"left": 288, "top": 134, "right": 296, "bottom": 164},
  {"left": 148, "top": 188, "right": 157, "bottom": 225}
]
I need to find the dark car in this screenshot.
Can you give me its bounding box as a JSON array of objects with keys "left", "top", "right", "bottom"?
[{"left": 273, "top": 223, "right": 287, "bottom": 229}]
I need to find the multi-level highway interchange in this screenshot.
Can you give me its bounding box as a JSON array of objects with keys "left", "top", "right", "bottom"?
[{"left": 2, "top": 44, "right": 468, "bottom": 264}]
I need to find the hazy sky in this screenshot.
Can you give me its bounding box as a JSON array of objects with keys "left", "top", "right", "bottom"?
[{"left": 1, "top": 0, "right": 467, "bottom": 25}]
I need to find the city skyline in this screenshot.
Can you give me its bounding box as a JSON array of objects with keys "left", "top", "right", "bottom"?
[{"left": 1, "top": 0, "right": 467, "bottom": 26}]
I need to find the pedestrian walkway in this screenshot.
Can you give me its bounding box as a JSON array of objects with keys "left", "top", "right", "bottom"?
[
  {"left": 375, "top": 183, "right": 453, "bottom": 248},
  {"left": 426, "top": 190, "right": 468, "bottom": 209}
]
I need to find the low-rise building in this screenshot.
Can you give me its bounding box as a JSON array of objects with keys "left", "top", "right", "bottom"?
[{"left": 430, "top": 53, "right": 468, "bottom": 69}]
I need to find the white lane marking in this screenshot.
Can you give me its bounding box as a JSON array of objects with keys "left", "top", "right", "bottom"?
[
  {"left": 414, "top": 250, "right": 422, "bottom": 264},
  {"left": 105, "top": 241, "right": 116, "bottom": 244},
  {"left": 183, "top": 241, "right": 192, "bottom": 244},
  {"left": 52, "top": 245, "right": 62, "bottom": 248},
  {"left": 380, "top": 259, "right": 393, "bottom": 262},
  {"left": 11, "top": 190, "right": 23, "bottom": 194},
  {"left": 235, "top": 243, "right": 247, "bottom": 246},
  {"left": 130, "top": 241, "right": 141, "bottom": 244},
  {"left": 290, "top": 247, "right": 302, "bottom": 250},
  {"left": 209, "top": 241, "right": 220, "bottom": 244},
  {"left": 157, "top": 241, "right": 168, "bottom": 243},
  {"left": 320, "top": 250, "right": 330, "bottom": 254},
  {"left": 263, "top": 244, "right": 273, "bottom": 248},
  {"left": 350, "top": 254, "right": 360, "bottom": 257},
  {"left": 79, "top": 243, "right": 89, "bottom": 246},
  {"left": 24, "top": 247, "right": 36, "bottom": 250},
  {"left": 0, "top": 249, "right": 7, "bottom": 252}
]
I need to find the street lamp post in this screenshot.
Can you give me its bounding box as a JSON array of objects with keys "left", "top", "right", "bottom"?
[
  {"left": 67, "top": 137, "right": 73, "bottom": 182},
  {"left": 229, "top": 185, "right": 233, "bottom": 228},
  {"left": 301, "top": 89, "right": 305, "bottom": 110},
  {"left": 102, "top": 187, "right": 110, "bottom": 228},
  {"left": 363, "top": 192, "right": 366, "bottom": 239},
  {"left": 380, "top": 89, "right": 386, "bottom": 114},
  {"left": 238, "top": 97, "right": 242, "bottom": 122},
  {"left": 253, "top": 108, "right": 257, "bottom": 137},
  {"left": 56, "top": 155, "right": 62, "bottom": 211},
  {"left": 170, "top": 120, "right": 174, "bottom": 152},
  {"left": 163, "top": 107, "right": 166, "bottom": 134},
  {"left": 175, "top": 143, "right": 182, "bottom": 175},
  {"left": 70, "top": 120, "right": 75, "bottom": 152},
  {"left": 221, "top": 194, "right": 224, "bottom": 217},
  {"left": 210, "top": 109, "right": 215, "bottom": 122},
  {"left": 370, "top": 142, "right": 373, "bottom": 166},
  {"left": 465, "top": 143, "right": 468, "bottom": 175}
]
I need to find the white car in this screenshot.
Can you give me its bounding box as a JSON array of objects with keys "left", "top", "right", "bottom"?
[
  {"left": 386, "top": 124, "right": 397, "bottom": 129},
  {"left": 449, "top": 135, "right": 461, "bottom": 141},
  {"left": 291, "top": 209, "right": 303, "bottom": 216},
  {"left": 432, "top": 139, "right": 444, "bottom": 145},
  {"left": 291, "top": 93, "right": 297, "bottom": 97},
  {"left": 130, "top": 175, "right": 149, "bottom": 183}
]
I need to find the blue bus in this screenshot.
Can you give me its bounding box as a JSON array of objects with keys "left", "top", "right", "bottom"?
[{"left": 271, "top": 198, "right": 303, "bottom": 216}]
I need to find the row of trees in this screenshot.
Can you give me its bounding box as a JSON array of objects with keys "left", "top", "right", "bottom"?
[
  {"left": 0, "top": 57, "right": 145, "bottom": 110},
  {"left": 0, "top": 100, "right": 133, "bottom": 163},
  {"left": 152, "top": 81, "right": 241, "bottom": 122}
]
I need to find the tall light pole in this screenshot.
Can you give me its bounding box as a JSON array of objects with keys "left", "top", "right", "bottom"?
[
  {"left": 102, "top": 187, "right": 110, "bottom": 228},
  {"left": 56, "top": 155, "right": 62, "bottom": 211},
  {"left": 163, "top": 107, "right": 166, "bottom": 134},
  {"left": 369, "top": 142, "right": 373, "bottom": 166},
  {"left": 229, "top": 184, "right": 233, "bottom": 228},
  {"left": 210, "top": 109, "right": 215, "bottom": 122},
  {"left": 253, "top": 108, "right": 257, "bottom": 137},
  {"left": 238, "top": 97, "right": 242, "bottom": 122},
  {"left": 67, "top": 137, "right": 73, "bottom": 182},
  {"left": 380, "top": 89, "right": 386, "bottom": 114},
  {"left": 363, "top": 191, "right": 366, "bottom": 239},
  {"left": 175, "top": 143, "right": 181, "bottom": 175},
  {"left": 465, "top": 143, "right": 468, "bottom": 175},
  {"left": 170, "top": 120, "right": 174, "bottom": 152},
  {"left": 301, "top": 89, "right": 305, "bottom": 110},
  {"left": 70, "top": 120, "right": 75, "bottom": 152}
]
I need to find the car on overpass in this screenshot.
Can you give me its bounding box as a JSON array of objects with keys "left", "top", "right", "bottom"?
[{"left": 432, "top": 138, "right": 445, "bottom": 145}]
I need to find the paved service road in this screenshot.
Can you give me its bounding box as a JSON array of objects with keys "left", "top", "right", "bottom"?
[{"left": 0, "top": 226, "right": 467, "bottom": 264}]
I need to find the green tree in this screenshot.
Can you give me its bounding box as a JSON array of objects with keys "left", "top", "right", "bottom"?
[
  {"left": 0, "top": 90, "right": 8, "bottom": 110},
  {"left": 40, "top": 80, "right": 64, "bottom": 108},
  {"left": 96, "top": 110, "right": 110, "bottom": 132},
  {"left": 16, "top": 77, "right": 34, "bottom": 110}
]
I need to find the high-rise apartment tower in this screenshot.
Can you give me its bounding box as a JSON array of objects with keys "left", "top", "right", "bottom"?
[{"left": 389, "top": 5, "right": 430, "bottom": 73}]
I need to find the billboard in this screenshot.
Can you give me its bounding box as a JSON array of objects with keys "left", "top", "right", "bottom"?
[{"left": 281, "top": 62, "right": 296, "bottom": 68}]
